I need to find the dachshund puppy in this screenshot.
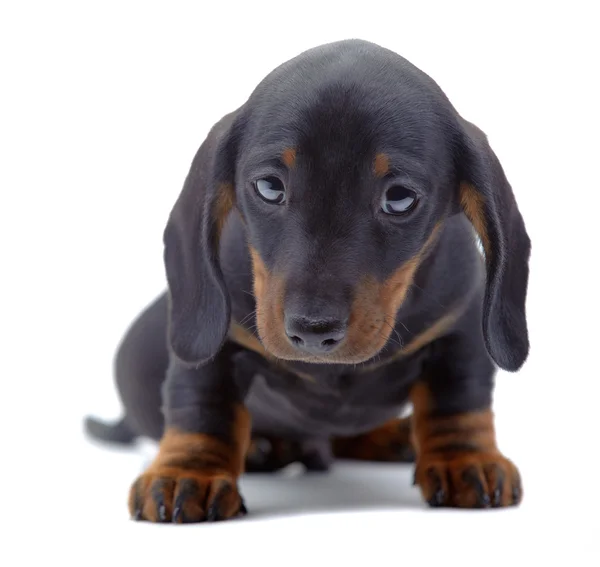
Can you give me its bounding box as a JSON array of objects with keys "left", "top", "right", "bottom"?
[{"left": 85, "top": 39, "right": 531, "bottom": 522}]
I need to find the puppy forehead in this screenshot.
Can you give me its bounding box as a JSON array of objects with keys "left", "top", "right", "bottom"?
[
  {"left": 244, "top": 94, "right": 447, "bottom": 180},
  {"left": 244, "top": 122, "right": 429, "bottom": 178},
  {"left": 240, "top": 46, "right": 458, "bottom": 188}
]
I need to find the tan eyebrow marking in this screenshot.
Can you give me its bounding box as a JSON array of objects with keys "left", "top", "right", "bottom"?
[
  {"left": 282, "top": 148, "right": 297, "bottom": 168},
  {"left": 373, "top": 153, "right": 390, "bottom": 177}
]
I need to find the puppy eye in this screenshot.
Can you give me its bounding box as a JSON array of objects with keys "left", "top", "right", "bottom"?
[
  {"left": 381, "top": 185, "right": 418, "bottom": 215},
  {"left": 254, "top": 177, "right": 286, "bottom": 204}
]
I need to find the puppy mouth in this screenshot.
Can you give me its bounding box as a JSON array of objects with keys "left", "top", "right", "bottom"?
[
  {"left": 248, "top": 247, "right": 415, "bottom": 365},
  {"left": 256, "top": 314, "right": 392, "bottom": 365},
  {"left": 251, "top": 272, "right": 407, "bottom": 364},
  {"left": 231, "top": 317, "right": 391, "bottom": 366}
]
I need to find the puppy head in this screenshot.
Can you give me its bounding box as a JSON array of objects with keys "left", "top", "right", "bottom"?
[{"left": 164, "top": 40, "right": 531, "bottom": 371}]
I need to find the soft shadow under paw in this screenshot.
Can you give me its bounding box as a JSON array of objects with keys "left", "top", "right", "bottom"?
[{"left": 239, "top": 461, "right": 423, "bottom": 519}]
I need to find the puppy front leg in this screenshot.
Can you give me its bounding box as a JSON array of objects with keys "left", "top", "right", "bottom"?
[
  {"left": 411, "top": 335, "right": 522, "bottom": 509},
  {"left": 129, "top": 347, "right": 251, "bottom": 523}
]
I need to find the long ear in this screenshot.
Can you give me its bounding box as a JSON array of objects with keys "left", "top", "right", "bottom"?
[
  {"left": 163, "top": 110, "right": 242, "bottom": 365},
  {"left": 457, "top": 118, "right": 531, "bottom": 372}
]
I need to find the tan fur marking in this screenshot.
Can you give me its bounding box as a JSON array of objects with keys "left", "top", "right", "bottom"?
[
  {"left": 410, "top": 382, "right": 521, "bottom": 508},
  {"left": 128, "top": 405, "right": 251, "bottom": 521},
  {"left": 332, "top": 416, "right": 414, "bottom": 462},
  {"left": 228, "top": 322, "right": 270, "bottom": 358},
  {"left": 401, "top": 310, "right": 461, "bottom": 356},
  {"left": 240, "top": 251, "right": 316, "bottom": 379},
  {"left": 156, "top": 406, "right": 251, "bottom": 477},
  {"left": 282, "top": 148, "right": 297, "bottom": 168},
  {"left": 358, "top": 304, "right": 464, "bottom": 373},
  {"left": 373, "top": 153, "right": 390, "bottom": 177},
  {"left": 248, "top": 246, "right": 291, "bottom": 357},
  {"left": 460, "top": 182, "right": 490, "bottom": 259},
  {"left": 410, "top": 382, "right": 497, "bottom": 455},
  {"left": 214, "top": 183, "right": 235, "bottom": 240},
  {"left": 341, "top": 223, "right": 443, "bottom": 361}
]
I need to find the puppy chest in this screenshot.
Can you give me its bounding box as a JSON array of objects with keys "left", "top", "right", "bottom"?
[{"left": 244, "top": 371, "right": 412, "bottom": 438}]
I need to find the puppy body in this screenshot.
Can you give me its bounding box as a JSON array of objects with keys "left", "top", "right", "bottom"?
[
  {"left": 103, "top": 210, "right": 483, "bottom": 443},
  {"left": 86, "top": 39, "right": 531, "bottom": 520}
]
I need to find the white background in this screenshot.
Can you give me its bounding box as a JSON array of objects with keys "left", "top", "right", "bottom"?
[{"left": 1, "top": 1, "right": 598, "bottom": 565}]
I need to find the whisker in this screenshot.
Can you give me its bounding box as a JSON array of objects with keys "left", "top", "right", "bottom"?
[
  {"left": 382, "top": 317, "right": 404, "bottom": 348},
  {"left": 397, "top": 320, "right": 410, "bottom": 334},
  {"left": 379, "top": 332, "right": 402, "bottom": 348},
  {"left": 410, "top": 282, "right": 447, "bottom": 308},
  {"left": 239, "top": 310, "right": 257, "bottom": 326},
  {"left": 369, "top": 351, "right": 382, "bottom": 367},
  {"left": 375, "top": 323, "right": 402, "bottom": 348}
]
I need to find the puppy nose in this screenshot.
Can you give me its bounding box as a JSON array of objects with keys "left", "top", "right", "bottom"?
[{"left": 284, "top": 315, "right": 347, "bottom": 354}]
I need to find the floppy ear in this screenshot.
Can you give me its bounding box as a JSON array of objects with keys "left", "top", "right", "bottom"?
[
  {"left": 457, "top": 118, "right": 531, "bottom": 372},
  {"left": 163, "top": 110, "right": 243, "bottom": 365}
]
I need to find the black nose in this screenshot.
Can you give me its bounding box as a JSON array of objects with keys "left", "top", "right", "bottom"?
[{"left": 284, "top": 315, "right": 347, "bottom": 354}]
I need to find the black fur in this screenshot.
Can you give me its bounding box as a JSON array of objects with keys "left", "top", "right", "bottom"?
[
  {"left": 163, "top": 110, "right": 241, "bottom": 365},
  {"left": 457, "top": 118, "right": 531, "bottom": 371},
  {"left": 85, "top": 39, "right": 530, "bottom": 489}
]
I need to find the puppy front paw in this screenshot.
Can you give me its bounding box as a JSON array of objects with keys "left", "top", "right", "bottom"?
[
  {"left": 414, "top": 452, "right": 522, "bottom": 509},
  {"left": 129, "top": 467, "right": 246, "bottom": 523}
]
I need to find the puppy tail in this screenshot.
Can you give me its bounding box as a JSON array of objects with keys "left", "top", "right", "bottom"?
[{"left": 84, "top": 415, "right": 138, "bottom": 445}]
